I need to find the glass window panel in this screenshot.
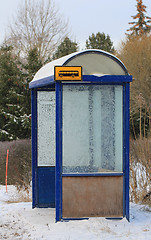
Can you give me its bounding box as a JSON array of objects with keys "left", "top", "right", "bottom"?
[
  {"left": 62, "top": 85, "right": 90, "bottom": 173},
  {"left": 63, "top": 85, "right": 123, "bottom": 173},
  {"left": 115, "top": 86, "right": 123, "bottom": 171},
  {"left": 65, "top": 53, "right": 127, "bottom": 75},
  {"left": 37, "top": 91, "right": 55, "bottom": 166}
]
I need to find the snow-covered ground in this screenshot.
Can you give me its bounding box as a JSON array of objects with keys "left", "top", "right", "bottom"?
[{"left": 0, "top": 185, "right": 151, "bottom": 240}]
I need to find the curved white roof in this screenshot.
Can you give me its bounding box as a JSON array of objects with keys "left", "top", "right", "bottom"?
[{"left": 32, "top": 49, "right": 128, "bottom": 83}]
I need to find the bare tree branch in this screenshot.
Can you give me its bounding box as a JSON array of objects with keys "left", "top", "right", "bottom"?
[{"left": 6, "top": 0, "right": 69, "bottom": 63}]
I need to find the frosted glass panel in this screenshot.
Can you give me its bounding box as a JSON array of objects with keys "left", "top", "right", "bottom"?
[
  {"left": 115, "top": 87, "right": 123, "bottom": 171},
  {"left": 37, "top": 91, "right": 55, "bottom": 166},
  {"left": 63, "top": 85, "right": 123, "bottom": 173},
  {"left": 63, "top": 86, "right": 89, "bottom": 173}
]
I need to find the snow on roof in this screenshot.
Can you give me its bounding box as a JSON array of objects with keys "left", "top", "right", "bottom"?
[
  {"left": 29, "top": 49, "right": 128, "bottom": 88},
  {"left": 32, "top": 52, "right": 76, "bottom": 82}
]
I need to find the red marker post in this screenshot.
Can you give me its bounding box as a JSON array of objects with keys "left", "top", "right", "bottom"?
[{"left": 5, "top": 149, "right": 9, "bottom": 193}]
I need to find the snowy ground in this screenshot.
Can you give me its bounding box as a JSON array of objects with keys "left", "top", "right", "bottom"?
[{"left": 0, "top": 185, "right": 151, "bottom": 240}]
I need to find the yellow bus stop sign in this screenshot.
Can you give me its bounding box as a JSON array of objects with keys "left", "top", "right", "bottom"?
[{"left": 54, "top": 66, "right": 82, "bottom": 81}]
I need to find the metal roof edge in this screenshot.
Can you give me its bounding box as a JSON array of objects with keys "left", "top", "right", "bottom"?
[
  {"left": 29, "top": 75, "right": 54, "bottom": 88},
  {"left": 82, "top": 75, "right": 132, "bottom": 82},
  {"left": 29, "top": 75, "right": 132, "bottom": 89}
]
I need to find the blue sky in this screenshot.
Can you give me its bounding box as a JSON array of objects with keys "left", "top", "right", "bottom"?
[{"left": 0, "top": 0, "right": 151, "bottom": 49}]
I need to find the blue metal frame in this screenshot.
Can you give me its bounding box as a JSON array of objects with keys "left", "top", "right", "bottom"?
[
  {"left": 62, "top": 173, "right": 123, "bottom": 177},
  {"left": 55, "top": 76, "right": 132, "bottom": 221},
  {"left": 125, "top": 83, "right": 130, "bottom": 221},
  {"left": 29, "top": 75, "right": 132, "bottom": 89},
  {"left": 32, "top": 88, "right": 56, "bottom": 209},
  {"left": 82, "top": 75, "right": 132, "bottom": 83},
  {"left": 55, "top": 82, "right": 63, "bottom": 222},
  {"left": 31, "top": 89, "right": 38, "bottom": 208},
  {"left": 122, "top": 84, "right": 126, "bottom": 218},
  {"left": 122, "top": 83, "right": 130, "bottom": 221}
]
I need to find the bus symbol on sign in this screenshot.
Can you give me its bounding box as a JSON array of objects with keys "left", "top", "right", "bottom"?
[
  {"left": 55, "top": 66, "right": 82, "bottom": 81},
  {"left": 59, "top": 71, "right": 79, "bottom": 78}
]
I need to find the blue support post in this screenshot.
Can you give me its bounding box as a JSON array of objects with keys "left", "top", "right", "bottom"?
[
  {"left": 125, "top": 83, "right": 130, "bottom": 221},
  {"left": 122, "top": 84, "right": 126, "bottom": 218},
  {"left": 31, "top": 89, "right": 38, "bottom": 208},
  {"left": 55, "top": 82, "right": 62, "bottom": 222}
]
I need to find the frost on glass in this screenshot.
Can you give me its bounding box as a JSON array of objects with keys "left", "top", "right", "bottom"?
[
  {"left": 37, "top": 91, "right": 55, "bottom": 166},
  {"left": 63, "top": 85, "right": 89, "bottom": 173},
  {"left": 62, "top": 85, "right": 123, "bottom": 173}
]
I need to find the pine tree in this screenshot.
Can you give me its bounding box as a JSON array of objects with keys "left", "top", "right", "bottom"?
[
  {"left": 19, "top": 47, "right": 43, "bottom": 139},
  {"left": 53, "top": 37, "right": 78, "bottom": 59},
  {"left": 22, "top": 47, "right": 43, "bottom": 119},
  {"left": 85, "top": 32, "right": 114, "bottom": 53},
  {"left": 0, "top": 45, "right": 25, "bottom": 140},
  {"left": 0, "top": 46, "right": 42, "bottom": 141},
  {"left": 25, "top": 47, "right": 42, "bottom": 79},
  {"left": 127, "top": 0, "right": 151, "bottom": 36}
]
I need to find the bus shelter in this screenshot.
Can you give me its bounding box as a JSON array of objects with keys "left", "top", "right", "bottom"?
[{"left": 29, "top": 49, "right": 132, "bottom": 222}]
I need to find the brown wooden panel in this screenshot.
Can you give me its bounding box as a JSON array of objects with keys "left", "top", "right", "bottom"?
[{"left": 62, "top": 176, "right": 123, "bottom": 218}]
